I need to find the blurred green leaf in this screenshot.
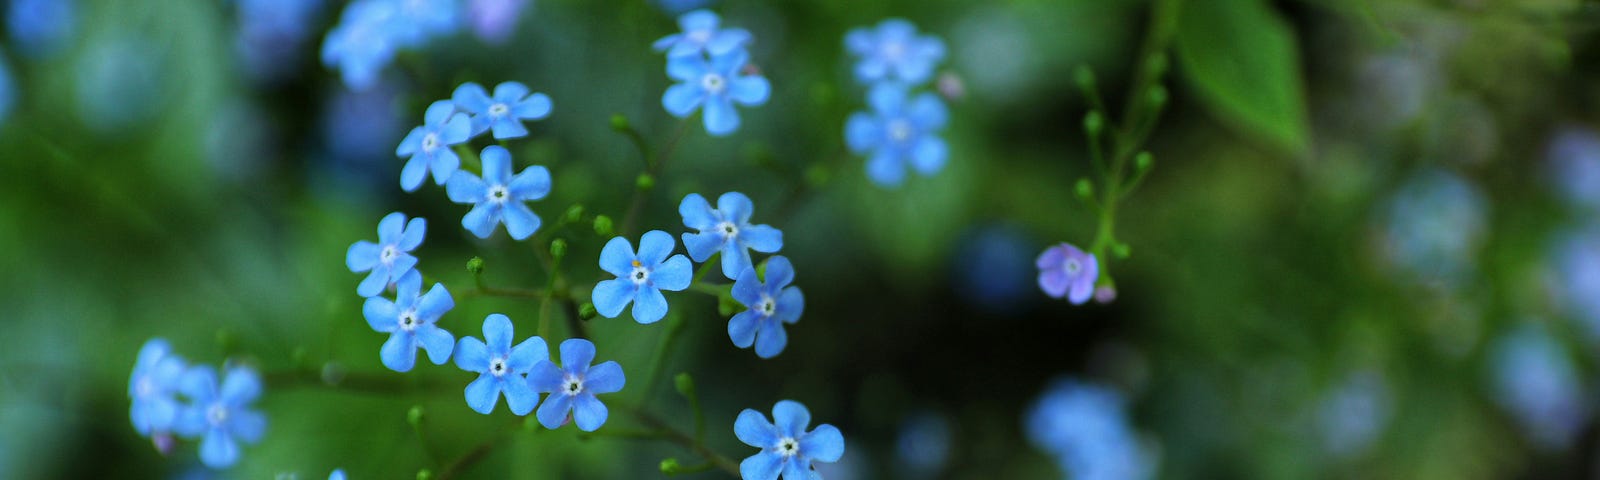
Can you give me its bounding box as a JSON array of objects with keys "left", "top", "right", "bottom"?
[{"left": 1175, "top": 0, "right": 1310, "bottom": 154}]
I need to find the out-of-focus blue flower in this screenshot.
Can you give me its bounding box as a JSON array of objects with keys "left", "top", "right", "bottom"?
[
  {"left": 129, "top": 338, "right": 187, "bottom": 437},
  {"left": 76, "top": 36, "right": 165, "bottom": 133},
  {"left": 0, "top": 57, "right": 13, "bottom": 126},
  {"left": 391, "top": 0, "right": 461, "bottom": 46},
  {"left": 235, "top": 0, "right": 323, "bottom": 83},
  {"left": 1489, "top": 322, "right": 1590, "bottom": 450},
  {"left": 7, "top": 0, "right": 76, "bottom": 58},
  {"left": 1377, "top": 169, "right": 1488, "bottom": 285},
  {"left": 653, "top": 0, "right": 714, "bottom": 16},
  {"left": 1553, "top": 228, "right": 1600, "bottom": 339},
  {"left": 679, "top": 192, "right": 783, "bottom": 279},
  {"left": 467, "top": 0, "right": 527, "bottom": 44},
  {"left": 845, "top": 19, "right": 945, "bottom": 86},
  {"left": 652, "top": 9, "right": 751, "bottom": 58},
  {"left": 363, "top": 279, "right": 456, "bottom": 372},
  {"left": 953, "top": 225, "right": 1034, "bottom": 313},
  {"left": 321, "top": 0, "right": 401, "bottom": 91},
  {"left": 445, "top": 146, "right": 551, "bottom": 240},
  {"left": 455, "top": 314, "right": 547, "bottom": 415},
  {"left": 346, "top": 212, "right": 426, "bottom": 297},
  {"left": 1026, "top": 379, "right": 1148, "bottom": 480},
  {"left": 592, "top": 231, "right": 693, "bottom": 324},
  {"left": 1036, "top": 242, "right": 1098, "bottom": 305},
  {"left": 845, "top": 83, "right": 948, "bottom": 187},
  {"left": 735, "top": 400, "right": 845, "bottom": 480},
  {"left": 1315, "top": 370, "right": 1391, "bottom": 458},
  {"left": 1546, "top": 126, "right": 1600, "bottom": 211},
  {"left": 529, "top": 338, "right": 625, "bottom": 431},
  {"left": 895, "top": 411, "right": 952, "bottom": 476},
  {"left": 176, "top": 365, "right": 267, "bottom": 469},
  {"left": 663, "top": 49, "right": 770, "bottom": 136},
  {"left": 729, "top": 256, "right": 803, "bottom": 359},
  {"left": 397, "top": 100, "right": 472, "bottom": 192},
  {"left": 452, "top": 81, "right": 552, "bottom": 139},
  {"left": 329, "top": 470, "right": 347, "bottom": 480}
]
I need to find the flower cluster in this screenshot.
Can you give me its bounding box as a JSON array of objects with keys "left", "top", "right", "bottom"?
[
  {"left": 128, "top": 338, "right": 266, "bottom": 469},
  {"left": 322, "top": 0, "right": 462, "bottom": 90},
  {"left": 843, "top": 19, "right": 951, "bottom": 187},
  {"left": 455, "top": 315, "right": 626, "bottom": 430},
  {"left": 656, "top": 9, "right": 771, "bottom": 136},
  {"left": 1025, "top": 379, "right": 1149, "bottom": 480}
]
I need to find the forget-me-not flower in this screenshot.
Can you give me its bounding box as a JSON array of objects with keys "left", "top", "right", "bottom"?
[
  {"left": 530, "top": 338, "right": 625, "bottom": 431},
  {"left": 846, "top": 83, "right": 949, "bottom": 187},
  {"left": 592, "top": 231, "right": 693, "bottom": 324},
  {"left": 364, "top": 279, "right": 456, "bottom": 372},
  {"left": 397, "top": 100, "right": 472, "bottom": 191},
  {"left": 452, "top": 81, "right": 552, "bottom": 139},
  {"left": 663, "top": 49, "right": 770, "bottom": 136},
  {"left": 0, "top": 56, "right": 14, "bottom": 126},
  {"left": 455, "top": 314, "right": 547, "bottom": 415},
  {"left": 129, "top": 338, "right": 187, "bottom": 437},
  {"left": 845, "top": 19, "right": 946, "bottom": 86},
  {"left": 330, "top": 470, "right": 347, "bottom": 480},
  {"left": 390, "top": 0, "right": 460, "bottom": 47},
  {"left": 1490, "top": 322, "right": 1590, "bottom": 450},
  {"left": 735, "top": 400, "right": 845, "bottom": 480},
  {"left": 468, "top": 0, "right": 527, "bottom": 44},
  {"left": 176, "top": 365, "right": 267, "bottom": 469},
  {"left": 680, "top": 192, "right": 783, "bottom": 279},
  {"left": 1546, "top": 126, "right": 1600, "bottom": 211},
  {"left": 1378, "top": 169, "right": 1487, "bottom": 285},
  {"left": 1026, "top": 379, "right": 1148, "bottom": 480},
  {"left": 346, "top": 212, "right": 426, "bottom": 297},
  {"left": 1553, "top": 228, "right": 1600, "bottom": 340},
  {"left": 445, "top": 146, "right": 551, "bottom": 240},
  {"left": 321, "top": 0, "right": 400, "bottom": 90},
  {"left": 7, "top": 0, "right": 76, "bottom": 58},
  {"left": 652, "top": 9, "right": 751, "bottom": 58},
  {"left": 1036, "top": 242, "right": 1098, "bottom": 305},
  {"left": 729, "top": 256, "right": 804, "bottom": 359}
]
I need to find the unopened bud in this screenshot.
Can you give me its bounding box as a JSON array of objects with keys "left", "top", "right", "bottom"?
[
  {"left": 609, "top": 114, "right": 629, "bottom": 132},
  {"left": 636, "top": 173, "right": 655, "bottom": 191},
  {"left": 1075, "top": 178, "right": 1094, "bottom": 199},
  {"left": 593, "top": 215, "right": 614, "bottom": 237},
  {"left": 579, "top": 302, "right": 598, "bottom": 320},
  {"left": 1084, "top": 111, "right": 1104, "bottom": 137},
  {"left": 467, "top": 256, "right": 485, "bottom": 274},
  {"left": 550, "top": 239, "right": 568, "bottom": 259}
]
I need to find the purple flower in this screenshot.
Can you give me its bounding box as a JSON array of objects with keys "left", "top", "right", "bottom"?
[{"left": 1036, "top": 243, "right": 1098, "bottom": 304}]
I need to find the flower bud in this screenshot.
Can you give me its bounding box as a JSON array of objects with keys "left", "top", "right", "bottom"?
[
  {"left": 609, "top": 114, "right": 629, "bottom": 132},
  {"left": 466, "top": 256, "right": 485, "bottom": 274},
  {"left": 550, "top": 239, "right": 568, "bottom": 259},
  {"left": 593, "top": 215, "right": 614, "bottom": 237}
]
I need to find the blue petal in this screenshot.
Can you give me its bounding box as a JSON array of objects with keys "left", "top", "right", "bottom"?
[
  {"left": 855, "top": 56, "right": 889, "bottom": 83},
  {"left": 662, "top": 83, "right": 703, "bottom": 118},
  {"left": 483, "top": 313, "right": 514, "bottom": 353},
  {"left": 423, "top": 100, "right": 455, "bottom": 125},
  {"left": 909, "top": 136, "right": 948, "bottom": 175},
  {"left": 387, "top": 254, "right": 418, "bottom": 284},
  {"left": 429, "top": 148, "right": 461, "bottom": 185},
  {"left": 584, "top": 361, "right": 625, "bottom": 394},
  {"left": 908, "top": 92, "right": 949, "bottom": 130},
  {"left": 508, "top": 336, "right": 549, "bottom": 373},
  {"left": 536, "top": 392, "right": 572, "bottom": 429},
  {"left": 710, "top": 48, "right": 749, "bottom": 76},
  {"left": 740, "top": 225, "right": 783, "bottom": 253},
  {"left": 199, "top": 431, "right": 240, "bottom": 468},
  {"left": 844, "top": 28, "right": 873, "bottom": 54},
  {"left": 381, "top": 332, "right": 418, "bottom": 372},
  {"left": 514, "top": 92, "right": 551, "bottom": 120},
  {"left": 753, "top": 319, "right": 787, "bottom": 359},
  {"left": 731, "top": 267, "right": 764, "bottom": 306},
  {"left": 503, "top": 376, "right": 537, "bottom": 415},
  {"left": 528, "top": 359, "right": 565, "bottom": 393},
  {"left": 480, "top": 145, "right": 513, "bottom": 185},
  {"left": 417, "top": 283, "right": 456, "bottom": 320},
  {"left": 598, "top": 236, "right": 636, "bottom": 277},
  {"left": 682, "top": 232, "right": 724, "bottom": 263},
  {"left": 493, "top": 81, "right": 529, "bottom": 101},
  {"left": 592, "top": 278, "right": 636, "bottom": 319},
  {"left": 509, "top": 166, "right": 551, "bottom": 200},
  {"left": 728, "top": 310, "right": 760, "bottom": 349},
  {"left": 764, "top": 256, "right": 795, "bottom": 289},
  {"left": 867, "top": 83, "right": 907, "bottom": 114},
  {"left": 490, "top": 117, "right": 529, "bottom": 139},
  {"left": 740, "top": 452, "right": 783, "bottom": 480},
  {"left": 219, "top": 367, "right": 261, "bottom": 404},
  {"left": 652, "top": 255, "right": 693, "bottom": 291},
  {"left": 780, "top": 459, "right": 808, "bottom": 480},
  {"left": 735, "top": 408, "right": 778, "bottom": 447},
  {"left": 631, "top": 287, "right": 669, "bottom": 324},
  {"left": 446, "top": 171, "right": 487, "bottom": 204},
  {"left": 462, "top": 203, "right": 502, "bottom": 239},
  {"left": 720, "top": 242, "right": 753, "bottom": 280},
  {"left": 417, "top": 325, "right": 455, "bottom": 365},
  {"left": 347, "top": 241, "right": 380, "bottom": 272},
  {"left": 707, "top": 29, "right": 752, "bottom": 55},
  {"left": 702, "top": 95, "right": 739, "bottom": 136},
  {"left": 678, "top": 193, "right": 717, "bottom": 230},
  {"left": 397, "top": 127, "right": 423, "bottom": 157},
  {"left": 771, "top": 400, "right": 811, "bottom": 438},
  {"left": 378, "top": 212, "right": 407, "bottom": 242},
  {"left": 400, "top": 217, "right": 427, "bottom": 250},
  {"left": 502, "top": 203, "right": 541, "bottom": 240},
  {"left": 401, "top": 155, "right": 428, "bottom": 192},
  {"left": 845, "top": 113, "right": 880, "bottom": 153},
  {"left": 678, "top": 10, "right": 719, "bottom": 32},
  {"left": 729, "top": 75, "right": 770, "bottom": 106},
  {"left": 666, "top": 54, "right": 706, "bottom": 82},
  {"left": 454, "top": 336, "right": 490, "bottom": 371},
  {"left": 717, "top": 191, "right": 754, "bottom": 223},
  {"left": 573, "top": 394, "right": 609, "bottom": 431},
  {"left": 866, "top": 150, "right": 906, "bottom": 187},
  {"left": 560, "top": 338, "right": 597, "bottom": 372},
  {"left": 651, "top": 33, "right": 681, "bottom": 52},
  {"left": 465, "top": 375, "right": 499, "bottom": 414},
  {"left": 776, "top": 287, "right": 805, "bottom": 324},
  {"left": 363, "top": 297, "right": 398, "bottom": 333},
  {"left": 357, "top": 265, "right": 391, "bottom": 297},
  {"left": 452, "top": 82, "right": 493, "bottom": 114},
  {"left": 231, "top": 409, "right": 266, "bottom": 443},
  {"left": 637, "top": 230, "right": 677, "bottom": 266},
  {"left": 801, "top": 424, "right": 845, "bottom": 463}
]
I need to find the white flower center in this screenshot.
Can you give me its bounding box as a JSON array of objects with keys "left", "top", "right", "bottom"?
[
  {"left": 136, "top": 376, "right": 157, "bottom": 397},
  {"left": 422, "top": 132, "right": 441, "bottom": 152},
  {"left": 883, "top": 41, "right": 906, "bottom": 60},
  {"left": 701, "top": 73, "right": 727, "bottom": 94},
  {"left": 717, "top": 221, "right": 740, "bottom": 238},
  {"left": 758, "top": 295, "right": 776, "bottom": 317},
  {"left": 1063, "top": 258, "right": 1081, "bottom": 276},
  {"left": 687, "top": 29, "right": 712, "bottom": 45},
  {"left": 380, "top": 245, "right": 400, "bottom": 264},
  {"left": 888, "top": 119, "right": 914, "bottom": 144},
  {"left": 399, "top": 309, "right": 420, "bottom": 331},
  {"left": 776, "top": 437, "right": 799, "bottom": 458},
  {"left": 488, "top": 185, "right": 510, "bottom": 204},
  {"left": 631, "top": 261, "right": 651, "bottom": 285},
  {"left": 488, "top": 103, "right": 510, "bottom": 118},
  {"left": 206, "top": 404, "right": 229, "bottom": 427},
  {"left": 563, "top": 374, "right": 584, "bottom": 396},
  {"left": 489, "top": 356, "right": 507, "bottom": 377}
]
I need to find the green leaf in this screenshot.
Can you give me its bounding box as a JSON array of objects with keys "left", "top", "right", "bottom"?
[{"left": 1175, "top": 0, "right": 1310, "bottom": 154}]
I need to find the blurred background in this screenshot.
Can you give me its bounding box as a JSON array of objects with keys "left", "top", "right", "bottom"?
[{"left": 3, "top": 0, "right": 1600, "bottom": 478}]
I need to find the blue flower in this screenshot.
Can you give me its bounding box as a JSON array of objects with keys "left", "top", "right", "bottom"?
[
  {"left": 735, "top": 400, "right": 845, "bottom": 480},
  {"left": 530, "top": 338, "right": 625, "bottom": 431},
  {"left": 467, "top": 0, "right": 528, "bottom": 44},
  {"left": 176, "top": 365, "right": 267, "bottom": 469},
  {"left": 321, "top": 0, "right": 401, "bottom": 90},
  {"left": 330, "top": 470, "right": 347, "bottom": 480},
  {"left": 592, "top": 231, "right": 694, "bottom": 324},
  {"left": 445, "top": 146, "right": 551, "bottom": 240},
  {"left": 346, "top": 212, "right": 427, "bottom": 297},
  {"left": 1315, "top": 370, "right": 1392, "bottom": 458},
  {"left": 452, "top": 81, "right": 553, "bottom": 139},
  {"left": 397, "top": 100, "right": 472, "bottom": 191},
  {"left": 7, "top": 0, "right": 75, "bottom": 58},
  {"left": 680, "top": 192, "right": 783, "bottom": 279},
  {"left": 845, "top": 19, "right": 945, "bottom": 86},
  {"left": 363, "top": 279, "right": 456, "bottom": 372},
  {"left": 1378, "top": 169, "right": 1487, "bottom": 285},
  {"left": 1545, "top": 126, "right": 1600, "bottom": 211},
  {"left": 846, "top": 83, "right": 949, "bottom": 187},
  {"left": 235, "top": 0, "right": 322, "bottom": 82},
  {"left": 390, "top": 0, "right": 460, "bottom": 46},
  {"left": 129, "top": 338, "right": 187, "bottom": 437},
  {"left": 455, "top": 314, "right": 548, "bottom": 415},
  {"left": 1035, "top": 242, "right": 1098, "bottom": 305},
  {"left": 652, "top": 9, "right": 752, "bottom": 58},
  {"left": 729, "top": 256, "right": 804, "bottom": 359},
  {"left": 663, "top": 49, "right": 770, "bottom": 136},
  {"left": 1553, "top": 228, "right": 1600, "bottom": 340},
  {"left": 1025, "top": 379, "right": 1147, "bottom": 480},
  {"left": 0, "top": 56, "right": 13, "bottom": 126},
  {"left": 1489, "top": 322, "right": 1590, "bottom": 450}
]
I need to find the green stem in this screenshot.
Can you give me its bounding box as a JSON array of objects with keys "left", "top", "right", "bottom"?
[
  {"left": 454, "top": 144, "right": 482, "bottom": 172},
  {"left": 631, "top": 409, "right": 741, "bottom": 476},
  {"left": 620, "top": 119, "right": 693, "bottom": 237},
  {"left": 461, "top": 286, "right": 550, "bottom": 300},
  {"left": 436, "top": 432, "right": 502, "bottom": 480},
  {"left": 640, "top": 315, "right": 687, "bottom": 403}
]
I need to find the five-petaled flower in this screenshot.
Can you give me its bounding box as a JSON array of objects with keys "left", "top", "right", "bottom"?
[
  {"left": 363, "top": 278, "right": 456, "bottom": 372},
  {"left": 1036, "top": 242, "right": 1098, "bottom": 305},
  {"left": 176, "top": 365, "right": 267, "bottom": 469},
  {"left": 735, "top": 400, "right": 845, "bottom": 480},
  {"left": 445, "top": 146, "right": 552, "bottom": 240},
  {"left": 129, "top": 338, "right": 187, "bottom": 438},
  {"left": 663, "top": 49, "right": 770, "bottom": 136},
  {"left": 320, "top": 0, "right": 399, "bottom": 90},
  {"left": 346, "top": 212, "right": 427, "bottom": 297},
  {"left": 452, "top": 81, "right": 553, "bottom": 139},
  {"left": 730, "top": 256, "right": 804, "bottom": 359},
  {"left": 397, "top": 99, "right": 471, "bottom": 192},
  {"left": 652, "top": 9, "right": 751, "bottom": 58},
  {"left": 680, "top": 192, "right": 783, "bottom": 280},
  {"left": 530, "top": 338, "right": 626, "bottom": 431},
  {"left": 455, "top": 314, "right": 548, "bottom": 415},
  {"left": 592, "top": 230, "right": 693, "bottom": 324},
  {"left": 845, "top": 19, "right": 946, "bottom": 86},
  {"left": 846, "top": 83, "right": 949, "bottom": 187}
]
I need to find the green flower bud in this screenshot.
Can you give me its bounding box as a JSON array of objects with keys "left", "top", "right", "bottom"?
[
  {"left": 593, "top": 215, "right": 614, "bottom": 237},
  {"left": 466, "top": 256, "right": 485, "bottom": 274},
  {"left": 636, "top": 173, "right": 655, "bottom": 191},
  {"left": 674, "top": 372, "right": 697, "bottom": 399},
  {"left": 1075, "top": 178, "right": 1094, "bottom": 199},
  {"left": 550, "top": 239, "right": 568, "bottom": 259},
  {"left": 407, "top": 405, "right": 425, "bottom": 427},
  {"left": 1083, "top": 111, "right": 1104, "bottom": 137},
  {"left": 416, "top": 469, "right": 433, "bottom": 480},
  {"left": 1146, "top": 85, "right": 1168, "bottom": 110},
  {"left": 563, "top": 204, "right": 585, "bottom": 225},
  {"left": 609, "top": 114, "right": 629, "bottom": 132},
  {"left": 579, "top": 302, "right": 598, "bottom": 320},
  {"left": 1074, "top": 65, "right": 1097, "bottom": 92},
  {"left": 660, "top": 458, "right": 683, "bottom": 475},
  {"left": 1135, "top": 152, "right": 1154, "bottom": 172}
]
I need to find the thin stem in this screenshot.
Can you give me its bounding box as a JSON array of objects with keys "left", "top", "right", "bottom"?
[
  {"left": 631, "top": 409, "right": 741, "bottom": 476},
  {"left": 690, "top": 253, "right": 720, "bottom": 286},
  {"left": 537, "top": 245, "right": 566, "bottom": 340},
  {"left": 577, "top": 428, "right": 671, "bottom": 441},
  {"left": 621, "top": 119, "right": 693, "bottom": 237},
  {"left": 688, "top": 283, "right": 725, "bottom": 297},
  {"left": 412, "top": 416, "right": 441, "bottom": 468},
  {"left": 436, "top": 432, "right": 502, "bottom": 480},
  {"left": 460, "top": 286, "right": 550, "bottom": 300},
  {"left": 454, "top": 144, "right": 482, "bottom": 172},
  {"left": 640, "top": 315, "right": 687, "bottom": 403}
]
